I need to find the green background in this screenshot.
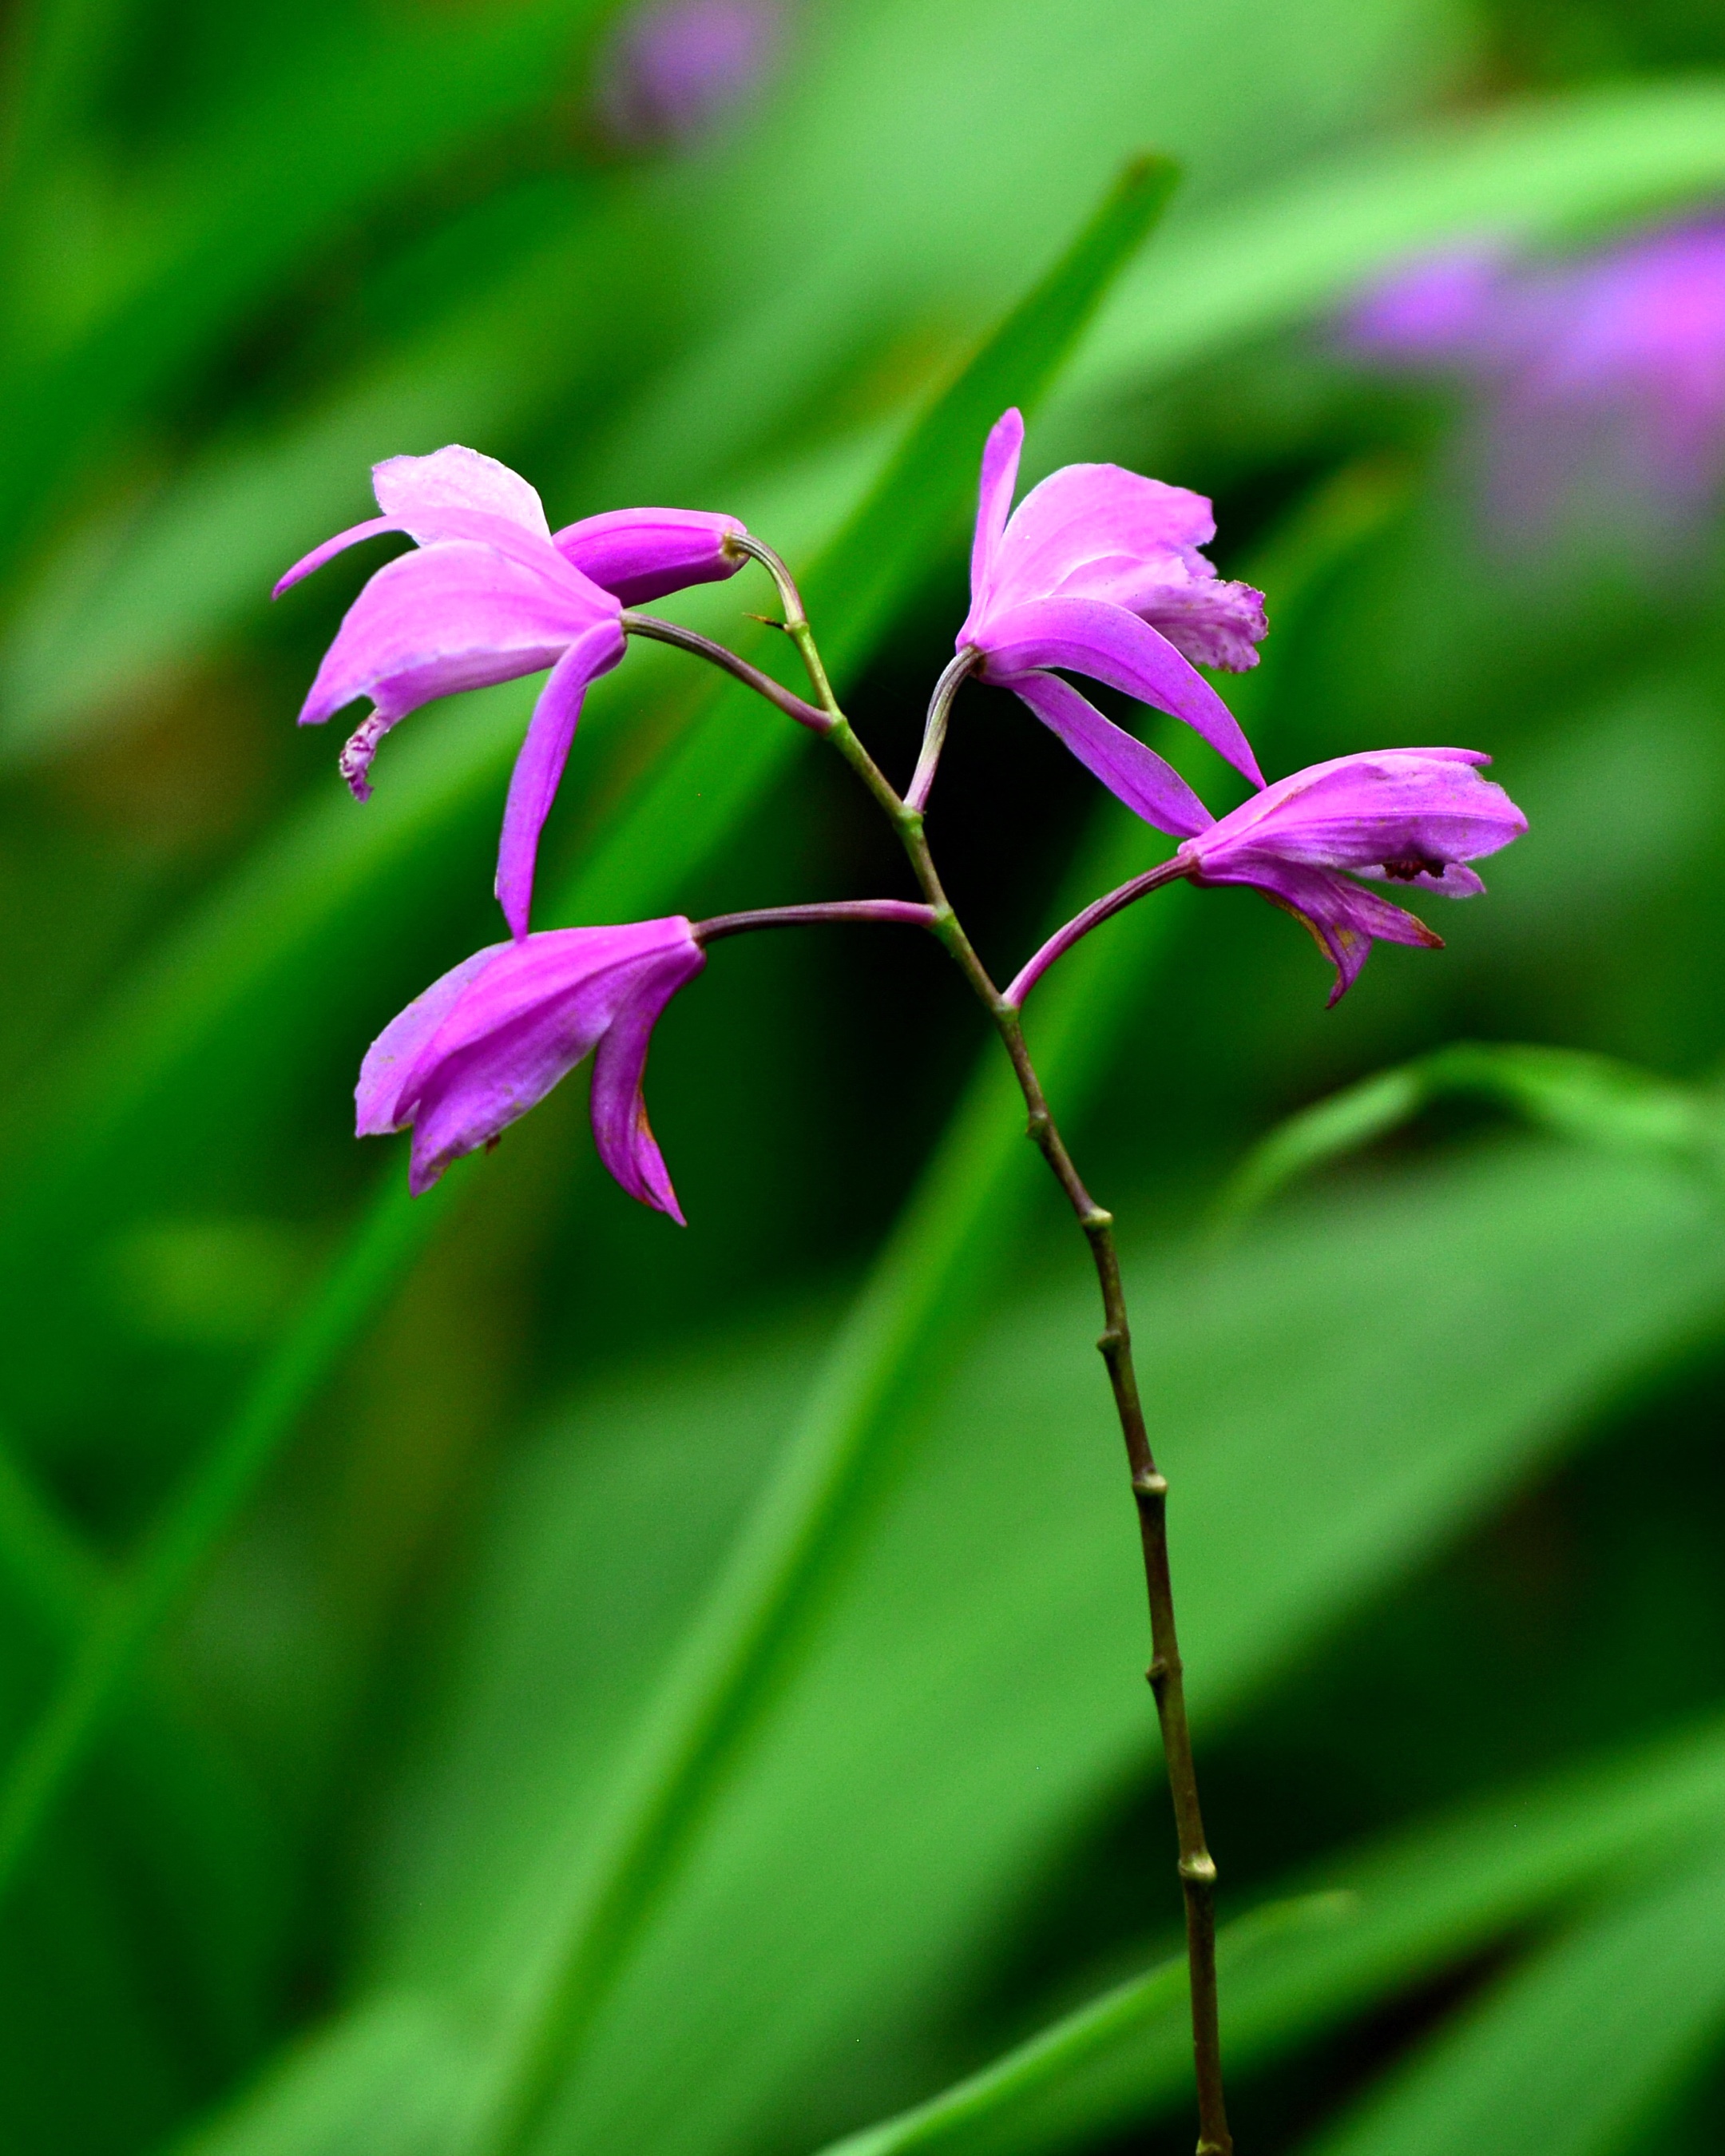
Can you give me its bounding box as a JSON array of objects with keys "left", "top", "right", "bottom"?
[{"left": 4, "top": 0, "right": 1725, "bottom": 2150}]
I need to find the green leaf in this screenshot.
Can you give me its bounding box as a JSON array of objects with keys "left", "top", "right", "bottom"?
[
  {"left": 806, "top": 1710, "right": 1725, "bottom": 2156},
  {"left": 1215, "top": 1042, "right": 1725, "bottom": 1228},
  {"left": 1064, "top": 79, "right": 1725, "bottom": 417},
  {"left": 0, "top": 2, "right": 614, "bottom": 554},
  {"left": 815, "top": 1897, "right": 1353, "bottom": 2156},
  {"left": 175, "top": 1090, "right": 1725, "bottom": 2156},
  {"left": 1309, "top": 1835, "right": 1725, "bottom": 2156},
  {"left": 0, "top": 1166, "right": 453, "bottom": 1920}
]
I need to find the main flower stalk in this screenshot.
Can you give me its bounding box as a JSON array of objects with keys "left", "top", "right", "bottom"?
[{"left": 770, "top": 566, "right": 1235, "bottom": 2156}]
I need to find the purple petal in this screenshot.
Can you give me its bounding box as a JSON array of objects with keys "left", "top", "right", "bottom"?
[
  {"left": 494, "top": 622, "right": 626, "bottom": 939},
  {"left": 1191, "top": 748, "right": 1523, "bottom": 878},
  {"left": 552, "top": 506, "right": 746, "bottom": 606},
  {"left": 276, "top": 503, "right": 591, "bottom": 602},
  {"left": 296, "top": 541, "right": 622, "bottom": 736},
  {"left": 1003, "top": 670, "right": 1214, "bottom": 838},
  {"left": 589, "top": 941, "right": 708, "bottom": 1220},
  {"left": 976, "top": 595, "right": 1264, "bottom": 787},
  {"left": 276, "top": 447, "right": 585, "bottom": 610},
  {"left": 274, "top": 515, "right": 400, "bottom": 598},
  {"left": 390, "top": 921, "right": 700, "bottom": 1193},
  {"left": 356, "top": 943, "right": 509, "bottom": 1136},
  {"left": 1184, "top": 854, "right": 1441, "bottom": 1004},
  {"left": 371, "top": 446, "right": 551, "bottom": 542},
  {"left": 962, "top": 409, "right": 1024, "bottom": 632},
  {"left": 989, "top": 462, "right": 1216, "bottom": 608},
  {"left": 1127, "top": 574, "right": 1267, "bottom": 672}
]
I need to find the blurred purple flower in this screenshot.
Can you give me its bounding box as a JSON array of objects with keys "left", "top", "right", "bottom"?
[
  {"left": 959, "top": 407, "right": 1267, "bottom": 813},
  {"left": 1179, "top": 747, "right": 1526, "bottom": 1003},
  {"left": 277, "top": 446, "right": 744, "bottom": 937},
  {"left": 357, "top": 917, "right": 707, "bottom": 1214},
  {"left": 1347, "top": 224, "right": 1725, "bottom": 530},
  {"left": 597, "top": 0, "right": 781, "bottom": 147}
]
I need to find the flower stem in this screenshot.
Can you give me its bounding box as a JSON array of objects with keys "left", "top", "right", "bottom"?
[
  {"left": 621, "top": 609, "right": 832, "bottom": 733},
  {"left": 906, "top": 648, "right": 979, "bottom": 812},
  {"left": 810, "top": 645, "right": 1234, "bottom": 2156},
  {"left": 1005, "top": 856, "right": 1191, "bottom": 1008},
  {"left": 694, "top": 899, "right": 938, "bottom": 943},
  {"left": 724, "top": 532, "right": 843, "bottom": 720},
  {"left": 621, "top": 566, "right": 1232, "bottom": 2150}
]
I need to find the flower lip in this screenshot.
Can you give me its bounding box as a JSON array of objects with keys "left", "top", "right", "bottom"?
[{"left": 359, "top": 918, "right": 706, "bottom": 1216}]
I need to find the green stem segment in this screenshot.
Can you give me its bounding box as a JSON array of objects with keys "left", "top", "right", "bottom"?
[{"left": 745, "top": 562, "right": 1232, "bottom": 2155}]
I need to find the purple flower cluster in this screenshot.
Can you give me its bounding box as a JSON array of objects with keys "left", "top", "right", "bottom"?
[
  {"left": 1347, "top": 221, "right": 1725, "bottom": 530},
  {"left": 281, "top": 416, "right": 1525, "bottom": 1215}
]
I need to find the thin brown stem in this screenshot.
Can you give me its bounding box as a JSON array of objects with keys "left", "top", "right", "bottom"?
[
  {"left": 621, "top": 609, "right": 832, "bottom": 733},
  {"left": 807, "top": 642, "right": 1233, "bottom": 2156},
  {"left": 1005, "top": 856, "right": 1190, "bottom": 1009},
  {"left": 723, "top": 532, "right": 843, "bottom": 719},
  {"left": 693, "top": 899, "right": 937, "bottom": 943},
  {"left": 906, "top": 647, "right": 980, "bottom": 812}
]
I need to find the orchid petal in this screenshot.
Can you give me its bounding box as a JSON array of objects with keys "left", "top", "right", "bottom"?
[
  {"left": 589, "top": 943, "right": 707, "bottom": 1221},
  {"left": 1003, "top": 670, "right": 1214, "bottom": 839},
  {"left": 371, "top": 445, "right": 551, "bottom": 541},
  {"left": 296, "top": 540, "right": 621, "bottom": 737},
  {"left": 990, "top": 461, "right": 1216, "bottom": 606},
  {"left": 495, "top": 622, "right": 627, "bottom": 939},
  {"left": 978, "top": 595, "right": 1264, "bottom": 787},
  {"left": 355, "top": 943, "right": 506, "bottom": 1136},
  {"left": 553, "top": 506, "right": 746, "bottom": 606},
  {"left": 963, "top": 408, "right": 1024, "bottom": 629},
  {"left": 1186, "top": 855, "right": 1441, "bottom": 1004},
  {"left": 281, "top": 502, "right": 605, "bottom": 603},
  {"left": 1195, "top": 747, "right": 1522, "bottom": 872},
  {"left": 274, "top": 516, "right": 401, "bottom": 598},
  {"left": 387, "top": 921, "right": 698, "bottom": 1195},
  {"left": 1125, "top": 574, "right": 1267, "bottom": 672}
]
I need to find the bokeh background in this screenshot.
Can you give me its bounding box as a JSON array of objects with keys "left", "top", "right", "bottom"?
[{"left": 6, "top": 2, "right": 1725, "bottom": 2152}]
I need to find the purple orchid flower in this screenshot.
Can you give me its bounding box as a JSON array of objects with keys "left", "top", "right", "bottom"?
[
  {"left": 1179, "top": 748, "right": 1525, "bottom": 1001},
  {"left": 597, "top": 0, "right": 782, "bottom": 146},
  {"left": 1008, "top": 746, "right": 1526, "bottom": 1009},
  {"left": 1346, "top": 223, "right": 1725, "bottom": 530},
  {"left": 950, "top": 408, "right": 1268, "bottom": 811},
  {"left": 276, "top": 445, "right": 745, "bottom": 939},
  {"left": 357, "top": 917, "right": 707, "bottom": 1215}
]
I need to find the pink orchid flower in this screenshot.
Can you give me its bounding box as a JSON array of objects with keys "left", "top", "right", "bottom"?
[
  {"left": 957, "top": 408, "right": 1268, "bottom": 810},
  {"left": 356, "top": 917, "right": 707, "bottom": 1215},
  {"left": 1009, "top": 747, "right": 1527, "bottom": 1009},
  {"left": 1180, "top": 748, "right": 1526, "bottom": 1001},
  {"left": 276, "top": 446, "right": 744, "bottom": 939}
]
